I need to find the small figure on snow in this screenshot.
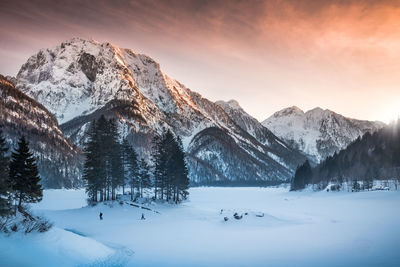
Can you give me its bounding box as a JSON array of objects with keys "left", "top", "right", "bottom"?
[
  {"left": 99, "top": 212, "right": 103, "bottom": 220},
  {"left": 224, "top": 217, "right": 229, "bottom": 222},
  {"left": 141, "top": 213, "right": 145, "bottom": 220},
  {"left": 220, "top": 209, "right": 224, "bottom": 214}
]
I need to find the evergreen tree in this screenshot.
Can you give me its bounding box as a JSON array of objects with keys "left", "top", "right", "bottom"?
[
  {"left": 152, "top": 132, "right": 167, "bottom": 200},
  {"left": 9, "top": 136, "right": 42, "bottom": 212},
  {"left": 108, "top": 119, "right": 124, "bottom": 200},
  {"left": 291, "top": 160, "right": 312, "bottom": 191},
  {"left": 83, "top": 120, "right": 104, "bottom": 202},
  {"left": 151, "top": 130, "right": 190, "bottom": 202},
  {"left": 0, "top": 128, "right": 11, "bottom": 216},
  {"left": 163, "top": 130, "right": 177, "bottom": 201},
  {"left": 96, "top": 115, "right": 111, "bottom": 200},
  {"left": 121, "top": 138, "right": 130, "bottom": 194},
  {"left": 124, "top": 141, "right": 139, "bottom": 201},
  {"left": 172, "top": 136, "right": 189, "bottom": 203},
  {"left": 138, "top": 158, "right": 151, "bottom": 198},
  {"left": 352, "top": 179, "right": 360, "bottom": 192}
]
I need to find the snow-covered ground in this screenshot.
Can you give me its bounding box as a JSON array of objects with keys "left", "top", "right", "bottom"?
[{"left": 1, "top": 187, "right": 400, "bottom": 266}]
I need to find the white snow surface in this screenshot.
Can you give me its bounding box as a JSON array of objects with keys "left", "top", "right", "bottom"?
[{"left": 1, "top": 187, "right": 400, "bottom": 266}]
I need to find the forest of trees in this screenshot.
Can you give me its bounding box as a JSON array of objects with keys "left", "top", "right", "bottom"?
[
  {"left": 83, "top": 115, "right": 190, "bottom": 204},
  {"left": 291, "top": 121, "right": 400, "bottom": 191},
  {"left": 0, "top": 128, "right": 43, "bottom": 217}
]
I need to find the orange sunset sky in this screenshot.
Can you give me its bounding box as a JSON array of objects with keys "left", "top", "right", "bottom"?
[{"left": 1, "top": 0, "right": 400, "bottom": 122}]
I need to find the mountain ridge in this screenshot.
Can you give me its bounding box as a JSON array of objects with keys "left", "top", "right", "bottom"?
[
  {"left": 15, "top": 38, "right": 307, "bottom": 184},
  {"left": 0, "top": 74, "right": 82, "bottom": 188},
  {"left": 262, "top": 106, "right": 385, "bottom": 163}
]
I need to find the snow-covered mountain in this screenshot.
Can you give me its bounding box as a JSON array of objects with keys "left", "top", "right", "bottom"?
[
  {"left": 0, "top": 75, "right": 82, "bottom": 188},
  {"left": 215, "top": 100, "right": 304, "bottom": 166},
  {"left": 15, "top": 38, "right": 306, "bottom": 184},
  {"left": 262, "top": 106, "right": 385, "bottom": 163}
]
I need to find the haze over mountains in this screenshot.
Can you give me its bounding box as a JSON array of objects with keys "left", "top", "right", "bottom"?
[{"left": 0, "top": 38, "right": 385, "bottom": 187}]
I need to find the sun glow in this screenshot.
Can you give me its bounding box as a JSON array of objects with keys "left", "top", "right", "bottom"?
[{"left": 378, "top": 102, "right": 400, "bottom": 124}]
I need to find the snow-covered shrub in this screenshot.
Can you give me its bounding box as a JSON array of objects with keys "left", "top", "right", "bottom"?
[
  {"left": 0, "top": 209, "right": 52, "bottom": 234},
  {"left": 329, "top": 184, "right": 341, "bottom": 191},
  {"left": 23, "top": 217, "right": 53, "bottom": 233}
]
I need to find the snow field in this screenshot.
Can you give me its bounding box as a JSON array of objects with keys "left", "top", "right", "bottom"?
[{"left": 1, "top": 187, "right": 400, "bottom": 266}]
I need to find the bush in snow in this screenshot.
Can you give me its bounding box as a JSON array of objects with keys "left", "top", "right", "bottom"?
[
  {"left": 0, "top": 209, "right": 52, "bottom": 234},
  {"left": 23, "top": 216, "right": 53, "bottom": 233}
]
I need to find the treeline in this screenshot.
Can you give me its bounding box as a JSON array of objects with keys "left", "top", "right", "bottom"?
[
  {"left": 83, "top": 115, "right": 189, "bottom": 204},
  {"left": 291, "top": 121, "right": 400, "bottom": 191},
  {"left": 0, "top": 128, "right": 43, "bottom": 217}
]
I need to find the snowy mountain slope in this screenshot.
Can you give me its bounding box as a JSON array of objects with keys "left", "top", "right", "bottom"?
[
  {"left": 16, "top": 38, "right": 306, "bottom": 183},
  {"left": 187, "top": 127, "right": 295, "bottom": 183},
  {"left": 0, "top": 75, "right": 82, "bottom": 188},
  {"left": 215, "top": 100, "right": 304, "bottom": 167},
  {"left": 262, "top": 106, "right": 385, "bottom": 162}
]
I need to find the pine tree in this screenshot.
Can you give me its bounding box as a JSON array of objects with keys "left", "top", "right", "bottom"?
[
  {"left": 9, "top": 136, "right": 42, "bottom": 212},
  {"left": 124, "top": 141, "right": 139, "bottom": 201},
  {"left": 138, "top": 158, "right": 151, "bottom": 198},
  {"left": 0, "top": 128, "right": 11, "bottom": 216},
  {"left": 291, "top": 160, "right": 312, "bottom": 191},
  {"left": 352, "top": 179, "right": 360, "bottom": 192},
  {"left": 83, "top": 120, "right": 103, "bottom": 202},
  {"left": 172, "top": 136, "right": 189, "bottom": 203},
  {"left": 108, "top": 119, "right": 123, "bottom": 200},
  {"left": 96, "top": 115, "right": 111, "bottom": 200},
  {"left": 121, "top": 138, "right": 130, "bottom": 194},
  {"left": 163, "top": 130, "right": 176, "bottom": 201},
  {"left": 152, "top": 130, "right": 190, "bottom": 202},
  {"left": 152, "top": 132, "right": 167, "bottom": 200}
]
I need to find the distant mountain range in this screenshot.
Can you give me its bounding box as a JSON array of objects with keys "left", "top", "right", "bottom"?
[
  {"left": 312, "top": 120, "right": 400, "bottom": 188},
  {"left": 262, "top": 106, "right": 384, "bottom": 163},
  {"left": 0, "top": 38, "right": 385, "bottom": 187}
]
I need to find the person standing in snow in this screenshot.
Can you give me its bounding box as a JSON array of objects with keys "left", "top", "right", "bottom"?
[
  {"left": 141, "top": 213, "right": 145, "bottom": 220},
  {"left": 100, "top": 212, "right": 103, "bottom": 220}
]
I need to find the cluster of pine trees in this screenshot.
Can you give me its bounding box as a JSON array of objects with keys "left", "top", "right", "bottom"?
[
  {"left": 152, "top": 130, "right": 189, "bottom": 203},
  {"left": 0, "top": 128, "right": 42, "bottom": 217},
  {"left": 291, "top": 121, "right": 400, "bottom": 191},
  {"left": 83, "top": 115, "right": 189, "bottom": 204}
]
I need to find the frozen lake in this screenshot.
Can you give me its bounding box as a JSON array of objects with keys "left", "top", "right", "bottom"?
[{"left": 1, "top": 187, "right": 400, "bottom": 266}]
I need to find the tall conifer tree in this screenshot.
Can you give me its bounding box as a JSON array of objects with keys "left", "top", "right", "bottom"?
[
  {"left": 138, "top": 158, "right": 151, "bottom": 198},
  {"left": 9, "top": 136, "right": 42, "bottom": 211},
  {"left": 0, "top": 128, "right": 11, "bottom": 216}
]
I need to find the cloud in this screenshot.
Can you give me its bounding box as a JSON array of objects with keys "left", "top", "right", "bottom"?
[{"left": 1, "top": 0, "right": 400, "bottom": 122}]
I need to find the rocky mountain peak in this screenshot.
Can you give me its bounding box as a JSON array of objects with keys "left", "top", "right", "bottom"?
[
  {"left": 272, "top": 106, "right": 304, "bottom": 118},
  {"left": 15, "top": 38, "right": 308, "bottom": 185},
  {"left": 15, "top": 37, "right": 182, "bottom": 124},
  {"left": 262, "top": 106, "right": 385, "bottom": 163}
]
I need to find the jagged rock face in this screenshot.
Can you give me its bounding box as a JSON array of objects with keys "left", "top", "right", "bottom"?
[
  {"left": 16, "top": 38, "right": 307, "bottom": 183},
  {"left": 215, "top": 100, "right": 306, "bottom": 170},
  {"left": 78, "top": 52, "right": 99, "bottom": 82},
  {"left": 187, "top": 127, "right": 295, "bottom": 183},
  {"left": 262, "top": 106, "right": 385, "bottom": 163},
  {"left": 0, "top": 75, "right": 82, "bottom": 188},
  {"left": 216, "top": 100, "right": 286, "bottom": 147}
]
